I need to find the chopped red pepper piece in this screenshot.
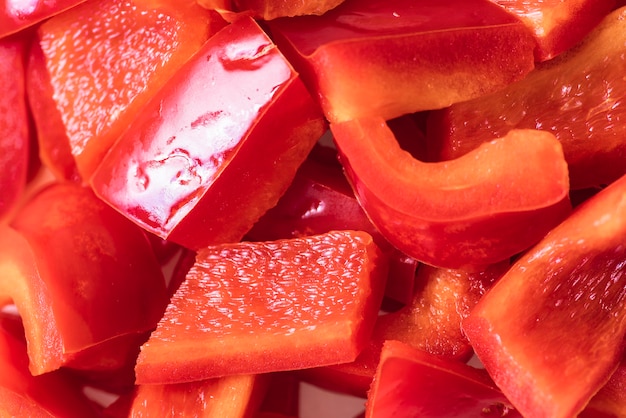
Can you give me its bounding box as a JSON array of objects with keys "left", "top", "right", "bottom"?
[
  {"left": 27, "top": 0, "right": 225, "bottom": 181},
  {"left": 0, "top": 0, "right": 87, "bottom": 39},
  {"left": 0, "top": 313, "right": 98, "bottom": 417},
  {"left": 428, "top": 7, "right": 626, "bottom": 189},
  {"left": 488, "top": 0, "right": 615, "bottom": 61},
  {"left": 332, "top": 117, "right": 571, "bottom": 268},
  {"left": 199, "top": 0, "right": 346, "bottom": 20},
  {"left": 2, "top": 183, "right": 168, "bottom": 375},
  {"left": 0, "top": 36, "right": 29, "bottom": 222},
  {"left": 366, "top": 340, "right": 520, "bottom": 418},
  {"left": 135, "top": 230, "right": 388, "bottom": 384},
  {"left": 268, "top": 0, "right": 536, "bottom": 122},
  {"left": 463, "top": 173, "right": 626, "bottom": 417},
  {"left": 91, "top": 16, "right": 326, "bottom": 250}
]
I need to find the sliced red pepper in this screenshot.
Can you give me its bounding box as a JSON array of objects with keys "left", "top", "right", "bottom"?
[
  {"left": 268, "top": 0, "right": 536, "bottom": 123},
  {"left": 0, "top": 0, "right": 87, "bottom": 39},
  {"left": 114, "top": 375, "right": 266, "bottom": 417},
  {"left": 135, "top": 230, "right": 388, "bottom": 384},
  {"left": 2, "top": 183, "right": 168, "bottom": 375},
  {"left": 199, "top": 0, "right": 346, "bottom": 20},
  {"left": 580, "top": 356, "right": 626, "bottom": 417},
  {"left": 0, "top": 36, "right": 30, "bottom": 222},
  {"left": 365, "top": 340, "right": 520, "bottom": 418},
  {"left": 0, "top": 313, "right": 98, "bottom": 417},
  {"left": 332, "top": 117, "right": 571, "bottom": 268},
  {"left": 428, "top": 7, "right": 626, "bottom": 189},
  {"left": 91, "top": 16, "right": 326, "bottom": 250},
  {"left": 462, "top": 173, "right": 626, "bottom": 417},
  {"left": 303, "top": 261, "right": 507, "bottom": 396},
  {"left": 27, "top": 0, "right": 226, "bottom": 181},
  {"left": 488, "top": 0, "right": 615, "bottom": 61}
]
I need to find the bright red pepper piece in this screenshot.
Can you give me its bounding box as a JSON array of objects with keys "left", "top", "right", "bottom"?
[
  {"left": 0, "top": 36, "right": 29, "bottom": 222},
  {"left": 488, "top": 0, "right": 615, "bottom": 61},
  {"left": 268, "top": 0, "right": 536, "bottom": 123},
  {"left": 3, "top": 183, "right": 168, "bottom": 375},
  {"left": 91, "top": 16, "right": 326, "bottom": 250},
  {"left": 332, "top": 117, "right": 571, "bottom": 269},
  {"left": 463, "top": 173, "right": 626, "bottom": 418},
  {"left": 365, "top": 340, "right": 520, "bottom": 418},
  {"left": 27, "top": 0, "right": 225, "bottom": 181},
  {"left": 427, "top": 7, "right": 626, "bottom": 189},
  {"left": 0, "top": 313, "right": 98, "bottom": 417},
  {"left": 135, "top": 230, "right": 388, "bottom": 384},
  {"left": 199, "top": 0, "right": 346, "bottom": 20},
  {"left": 0, "top": 0, "right": 87, "bottom": 39}
]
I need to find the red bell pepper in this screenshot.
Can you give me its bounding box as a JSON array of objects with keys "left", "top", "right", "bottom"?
[
  {"left": 91, "top": 16, "right": 326, "bottom": 250},
  {"left": 303, "top": 261, "right": 507, "bottom": 396},
  {"left": 428, "top": 7, "right": 626, "bottom": 189},
  {"left": 0, "top": 36, "right": 29, "bottom": 222},
  {"left": 268, "top": 0, "right": 536, "bottom": 123},
  {"left": 2, "top": 183, "right": 168, "bottom": 375},
  {"left": 199, "top": 0, "right": 346, "bottom": 20},
  {"left": 332, "top": 117, "right": 571, "bottom": 268},
  {"left": 365, "top": 340, "right": 520, "bottom": 418},
  {"left": 27, "top": 0, "right": 226, "bottom": 181},
  {"left": 135, "top": 230, "right": 388, "bottom": 384},
  {"left": 112, "top": 375, "right": 266, "bottom": 417},
  {"left": 246, "top": 147, "right": 418, "bottom": 306},
  {"left": 488, "top": 0, "right": 615, "bottom": 61},
  {"left": 462, "top": 173, "right": 626, "bottom": 418},
  {"left": 0, "top": 312, "right": 98, "bottom": 417},
  {"left": 0, "top": 0, "right": 87, "bottom": 39}
]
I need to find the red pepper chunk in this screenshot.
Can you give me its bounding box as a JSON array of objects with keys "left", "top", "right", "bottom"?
[
  {"left": 463, "top": 173, "right": 626, "bottom": 418},
  {"left": 91, "top": 16, "right": 326, "bottom": 250},
  {"left": 135, "top": 230, "right": 388, "bottom": 384},
  {"left": 366, "top": 340, "right": 520, "bottom": 418},
  {"left": 3, "top": 183, "right": 168, "bottom": 375},
  {"left": 268, "top": 0, "right": 536, "bottom": 123},
  {"left": 0, "top": 0, "right": 87, "bottom": 39},
  {"left": 428, "top": 7, "right": 626, "bottom": 189},
  {"left": 332, "top": 118, "right": 571, "bottom": 269}
]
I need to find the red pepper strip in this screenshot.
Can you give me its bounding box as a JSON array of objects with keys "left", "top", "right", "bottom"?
[
  {"left": 365, "top": 340, "right": 520, "bottom": 418},
  {"left": 488, "top": 0, "right": 615, "bottom": 61},
  {"left": 463, "top": 173, "right": 626, "bottom": 418},
  {"left": 0, "top": 36, "right": 29, "bottom": 221},
  {"left": 332, "top": 117, "right": 571, "bottom": 269},
  {"left": 0, "top": 313, "right": 98, "bottom": 417},
  {"left": 4, "top": 183, "right": 168, "bottom": 375},
  {"left": 91, "top": 16, "right": 326, "bottom": 250},
  {"left": 303, "top": 261, "right": 507, "bottom": 396},
  {"left": 135, "top": 230, "right": 388, "bottom": 384},
  {"left": 199, "top": 0, "right": 346, "bottom": 20},
  {"left": 112, "top": 375, "right": 266, "bottom": 417},
  {"left": 427, "top": 7, "right": 626, "bottom": 189},
  {"left": 0, "top": 0, "right": 87, "bottom": 39},
  {"left": 28, "top": 0, "right": 226, "bottom": 181},
  {"left": 580, "top": 356, "right": 626, "bottom": 418},
  {"left": 268, "top": 0, "right": 536, "bottom": 123}
]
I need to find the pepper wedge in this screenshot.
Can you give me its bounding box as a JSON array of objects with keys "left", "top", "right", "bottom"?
[
  {"left": 331, "top": 117, "right": 571, "bottom": 269},
  {"left": 135, "top": 230, "right": 388, "bottom": 384},
  {"left": 463, "top": 173, "right": 626, "bottom": 418}
]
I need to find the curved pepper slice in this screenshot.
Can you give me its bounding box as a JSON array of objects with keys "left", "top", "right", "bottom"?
[
  {"left": 488, "top": 0, "right": 615, "bottom": 61},
  {"left": 332, "top": 117, "right": 571, "bottom": 269},
  {"left": 365, "top": 340, "right": 520, "bottom": 418},
  {"left": 91, "top": 17, "right": 326, "bottom": 250},
  {"left": 462, "top": 173, "right": 626, "bottom": 418},
  {"left": 0, "top": 37, "right": 29, "bottom": 222},
  {"left": 135, "top": 230, "right": 388, "bottom": 384},
  {"left": 28, "top": 0, "right": 225, "bottom": 181},
  {"left": 268, "top": 0, "right": 536, "bottom": 123},
  {"left": 198, "top": 0, "right": 345, "bottom": 20},
  {"left": 2, "top": 183, "right": 168, "bottom": 375},
  {"left": 427, "top": 7, "right": 626, "bottom": 189}
]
